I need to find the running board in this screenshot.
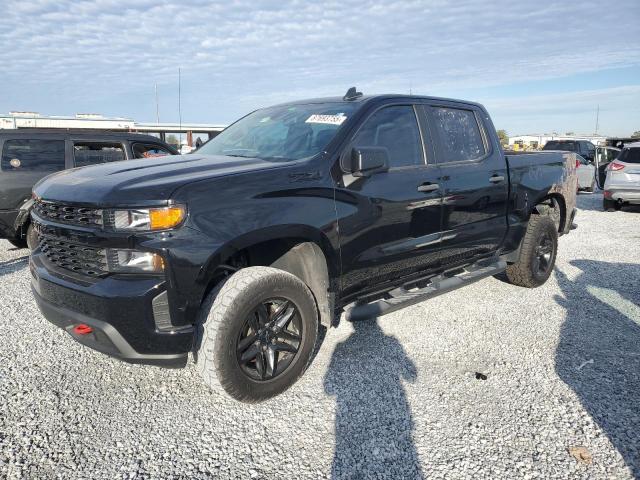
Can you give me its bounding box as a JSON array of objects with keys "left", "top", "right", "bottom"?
[{"left": 345, "top": 258, "right": 507, "bottom": 321}]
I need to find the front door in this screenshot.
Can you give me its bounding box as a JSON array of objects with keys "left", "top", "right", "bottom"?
[
  {"left": 335, "top": 104, "right": 443, "bottom": 298},
  {"left": 595, "top": 147, "right": 621, "bottom": 188},
  {"left": 424, "top": 103, "right": 508, "bottom": 264}
]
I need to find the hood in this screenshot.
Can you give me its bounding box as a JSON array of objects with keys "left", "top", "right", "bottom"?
[{"left": 33, "top": 154, "right": 286, "bottom": 207}]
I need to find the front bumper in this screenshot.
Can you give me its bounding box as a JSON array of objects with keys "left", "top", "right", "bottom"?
[{"left": 30, "top": 253, "right": 192, "bottom": 367}]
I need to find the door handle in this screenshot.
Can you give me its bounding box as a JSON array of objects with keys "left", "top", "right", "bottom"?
[
  {"left": 489, "top": 175, "right": 505, "bottom": 183},
  {"left": 417, "top": 183, "right": 440, "bottom": 193}
]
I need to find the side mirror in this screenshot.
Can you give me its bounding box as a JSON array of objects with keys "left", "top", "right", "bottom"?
[{"left": 348, "top": 147, "right": 389, "bottom": 177}]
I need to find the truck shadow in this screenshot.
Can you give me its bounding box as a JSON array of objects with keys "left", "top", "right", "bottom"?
[
  {"left": 554, "top": 260, "right": 640, "bottom": 477},
  {"left": 0, "top": 256, "right": 29, "bottom": 277},
  {"left": 323, "top": 318, "right": 423, "bottom": 479}
]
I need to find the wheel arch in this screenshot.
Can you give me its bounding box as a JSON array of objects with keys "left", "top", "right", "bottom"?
[
  {"left": 198, "top": 226, "right": 338, "bottom": 328},
  {"left": 532, "top": 192, "right": 566, "bottom": 233}
]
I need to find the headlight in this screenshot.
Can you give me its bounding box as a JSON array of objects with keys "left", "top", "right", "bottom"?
[
  {"left": 106, "top": 249, "right": 164, "bottom": 273},
  {"left": 112, "top": 205, "right": 186, "bottom": 231}
]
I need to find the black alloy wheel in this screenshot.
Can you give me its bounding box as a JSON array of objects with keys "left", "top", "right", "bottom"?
[
  {"left": 532, "top": 231, "right": 554, "bottom": 276},
  {"left": 196, "top": 266, "right": 319, "bottom": 402},
  {"left": 236, "top": 298, "right": 303, "bottom": 381}
]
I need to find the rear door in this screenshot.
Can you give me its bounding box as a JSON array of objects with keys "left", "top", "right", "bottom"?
[
  {"left": 70, "top": 140, "right": 127, "bottom": 167},
  {"left": 595, "top": 147, "right": 621, "bottom": 188},
  {"left": 576, "top": 154, "right": 595, "bottom": 189},
  {"left": 131, "top": 142, "right": 176, "bottom": 159},
  {"left": 424, "top": 103, "right": 508, "bottom": 263},
  {"left": 0, "top": 137, "right": 66, "bottom": 210},
  {"left": 336, "top": 103, "right": 444, "bottom": 297}
]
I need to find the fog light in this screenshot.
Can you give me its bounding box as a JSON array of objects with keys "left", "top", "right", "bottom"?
[{"left": 73, "top": 324, "right": 93, "bottom": 335}]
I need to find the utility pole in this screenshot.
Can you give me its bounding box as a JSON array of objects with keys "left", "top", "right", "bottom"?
[
  {"left": 595, "top": 104, "right": 599, "bottom": 134},
  {"left": 154, "top": 83, "right": 160, "bottom": 124},
  {"left": 178, "top": 68, "right": 183, "bottom": 147}
]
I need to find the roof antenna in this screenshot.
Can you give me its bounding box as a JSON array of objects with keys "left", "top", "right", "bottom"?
[{"left": 343, "top": 86, "right": 363, "bottom": 101}]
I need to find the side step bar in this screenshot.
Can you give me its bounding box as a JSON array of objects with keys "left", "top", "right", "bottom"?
[{"left": 345, "top": 258, "right": 507, "bottom": 321}]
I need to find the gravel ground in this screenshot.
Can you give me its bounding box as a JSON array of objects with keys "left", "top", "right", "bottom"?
[{"left": 1, "top": 192, "right": 639, "bottom": 479}]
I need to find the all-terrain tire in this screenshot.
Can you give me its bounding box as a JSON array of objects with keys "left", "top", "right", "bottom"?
[
  {"left": 26, "top": 225, "right": 37, "bottom": 251},
  {"left": 6, "top": 225, "right": 36, "bottom": 250},
  {"left": 196, "top": 266, "right": 319, "bottom": 403},
  {"left": 505, "top": 215, "right": 558, "bottom": 288}
]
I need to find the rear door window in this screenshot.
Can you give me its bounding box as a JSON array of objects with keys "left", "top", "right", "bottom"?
[
  {"left": 351, "top": 105, "right": 424, "bottom": 168},
  {"left": 1, "top": 139, "right": 65, "bottom": 172},
  {"left": 132, "top": 143, "right": 174, "bottom": 158},
  {"left": 73, "top": 142, "right": 125, "bottom": 167},
  {"left": 430, "top": 107, "right": 486, "bottom": 162}
]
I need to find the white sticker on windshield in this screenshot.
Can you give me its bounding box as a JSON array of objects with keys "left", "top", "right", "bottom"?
[{"left": 305, "top": 114, "right": 346, "bottom": 126}]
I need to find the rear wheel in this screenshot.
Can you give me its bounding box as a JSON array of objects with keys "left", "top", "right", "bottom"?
[
  {"left": 196, "top": 267, "right": 319, "bottom": 403},
  {"left": 504, "top": 215, "right": 558, "bottom": 288},
  {"left": 7, "top": 237, "right": 27, "bottom": 249},
  {"left": 603, "top": 198, "right": 620, "bottom": 211}
]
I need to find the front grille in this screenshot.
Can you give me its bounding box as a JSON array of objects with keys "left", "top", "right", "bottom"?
[
  {"left": 34, "top": 199, "right": 103, "bottom": 227},
  {"left": 38, "top": 235, "right": 108, "bottom": 277}
]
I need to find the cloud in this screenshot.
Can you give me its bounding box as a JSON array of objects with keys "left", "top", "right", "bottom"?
[
  {"left": 0, "top": 0, "right": 639, "bottom": 131},
  {"left": 482, "top": 85, "right": 640, "bottom": 135}
]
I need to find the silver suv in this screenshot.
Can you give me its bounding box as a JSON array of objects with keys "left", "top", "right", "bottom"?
[{"left": 603, "top": 142, "right": 640, "bottom": 211}]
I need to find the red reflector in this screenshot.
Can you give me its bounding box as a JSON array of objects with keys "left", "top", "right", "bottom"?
[
  {"left": 609, "top": 162, "right": 625, "bottom": 171},
  {"left": 604, "top": 190, "right": 612, "bottom": 198},
  {"left": 73, "top": 324, "right": 93, "bottom": 335},
  {"left": 575, "top": 158, "right": 580, "bottom": 168}
]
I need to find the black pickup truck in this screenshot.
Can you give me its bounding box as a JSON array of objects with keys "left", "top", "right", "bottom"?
[{"left": 30, "top": 89, "right": 577, "bottom": 402}]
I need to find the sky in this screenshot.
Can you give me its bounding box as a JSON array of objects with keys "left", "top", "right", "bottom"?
[{"left": 1, "top": 0, "right": 639, "bottom": 136}]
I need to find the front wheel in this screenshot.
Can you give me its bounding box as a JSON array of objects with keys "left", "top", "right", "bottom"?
[
  {"left": 196, "top": 267, "right": 319, "bottom": 403},
  {"left": 504, "top": 215, "right": 558, "bottom": 288}
]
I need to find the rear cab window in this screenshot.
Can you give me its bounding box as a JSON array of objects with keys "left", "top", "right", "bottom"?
[
  {"left": 429, "top": 106, "right": 486, "bottom": 163},
  {"left": 132, "top": 143, "right": 174, "bottom": 159},
  {"left": 1, "top": 139, "right": 65, "bottom": 172},
  {"left": 544, "top": 141, "right": 576, "bottom": 151},
  {"left": 73, "top": 142, "right": 125, "bottom": 167}
]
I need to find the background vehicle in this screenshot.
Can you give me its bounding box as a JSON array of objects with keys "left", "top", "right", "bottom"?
[
  {"left": 30, "top": 91, "right": 577, "bottom": 403},
  {"left": 576, "top": 154, "right": 596, "bottom": 192},
  {"left": 543, "top": 139, "right": 596, "bottom": 161},
  {"left": 602, "top": 142, "right": 640, "bottom": 211},
  {"left": 0, "top": 130, "right": 177, "bottom": 248}
]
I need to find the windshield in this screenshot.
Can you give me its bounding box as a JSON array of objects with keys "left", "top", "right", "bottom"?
[
  {"left": 198, "top": 102, "right": 358, "bottom": 161},
  {"left": 618, "top": 147, "right": 640, "bottom": 164}
]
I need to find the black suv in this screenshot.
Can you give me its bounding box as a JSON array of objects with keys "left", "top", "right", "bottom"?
[
  {"left": 542, "top": 139, "right": 596, "bottom": 161},
  {"left": 31, "top": 91, "right": 577, "bottom": 402},
  {"left": 0, "top": 130, "right": 177, "bottom": 248}
]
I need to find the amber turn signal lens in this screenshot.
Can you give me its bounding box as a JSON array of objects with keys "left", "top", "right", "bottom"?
[{"left": 149, "top": 206, "right": 186, "bottom": 230}]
